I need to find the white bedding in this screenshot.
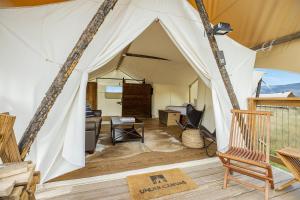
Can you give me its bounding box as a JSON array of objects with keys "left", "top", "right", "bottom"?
[{"left": 166, "top": 106, "right": 187, "bottom": 115}]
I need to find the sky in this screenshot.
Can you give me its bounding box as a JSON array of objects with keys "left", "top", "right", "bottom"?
[
  {"left": 255, "top": 68, "right": 300, "bottom": 86},
  {"left": 106, "top": 85, "right": 123, "bottom": 93}
]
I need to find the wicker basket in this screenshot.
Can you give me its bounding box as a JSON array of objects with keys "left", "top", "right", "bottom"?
[{"left": 182, "top": 129, "right": 204, "bottom": 148}]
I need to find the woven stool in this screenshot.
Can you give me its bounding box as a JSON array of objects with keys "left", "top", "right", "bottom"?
[{"left": 182, "top": 129, "right": 204, "bottom": 148}]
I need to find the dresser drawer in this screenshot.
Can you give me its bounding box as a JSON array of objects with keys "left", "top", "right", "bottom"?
[{"left": 159, "top": 110, "right": 181, "bottom": 126}]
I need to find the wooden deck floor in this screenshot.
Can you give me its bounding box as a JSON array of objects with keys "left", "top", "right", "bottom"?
[{"left": 36, "top": 158, "right": 300, "bottom": 200}]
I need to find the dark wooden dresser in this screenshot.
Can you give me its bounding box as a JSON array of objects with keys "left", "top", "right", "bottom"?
[{"left": 122, "top": 83, "right": 152, "bottom": 118}]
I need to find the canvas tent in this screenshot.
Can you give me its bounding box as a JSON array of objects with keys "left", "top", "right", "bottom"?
[
  {"left": 189, "top": 0, "right": 300, "bottom": 73},
  {"left": 0, "top": 0, "right": 257, "bottom": 182},
  {"left": 2, "top": 0, "right": 299, "bottom": 73}
]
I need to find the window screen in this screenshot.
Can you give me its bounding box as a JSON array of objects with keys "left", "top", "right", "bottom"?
[{"left": 105, "top": 86, "right": 122, "bottom": 99}]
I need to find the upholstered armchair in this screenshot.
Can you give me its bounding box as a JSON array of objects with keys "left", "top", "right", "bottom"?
[{"left": 85, "top": 105, "right": 102, "bottom": 153}]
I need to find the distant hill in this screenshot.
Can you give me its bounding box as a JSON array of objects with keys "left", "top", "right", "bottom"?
[{"left": 261, "top": 82, "right": 300, "bottom": 96}]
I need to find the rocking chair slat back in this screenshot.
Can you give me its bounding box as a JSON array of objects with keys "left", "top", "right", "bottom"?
[{"left": 229, "top": 109, "right": 271, "bottom": 163}]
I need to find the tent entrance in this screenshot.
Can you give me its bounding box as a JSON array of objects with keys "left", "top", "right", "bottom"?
[
  {"left": 51, "top": 22, "right": 217, "bottom": 181},
  {"left": 89, "top": 21, "right": 214, "bottom": 118}
]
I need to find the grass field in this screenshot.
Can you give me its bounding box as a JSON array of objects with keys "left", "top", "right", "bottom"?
[{"left": 257, "top": 106, "right": 300, "bottom": 155}]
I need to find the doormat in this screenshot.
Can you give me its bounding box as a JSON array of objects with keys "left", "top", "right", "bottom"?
[{"left": 127, "top": 168, "right": 198, "bottom": 200}]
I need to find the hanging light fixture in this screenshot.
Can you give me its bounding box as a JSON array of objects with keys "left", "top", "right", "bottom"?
[{"left": 213, "top": 22, "right": 233, "bottom": 35}]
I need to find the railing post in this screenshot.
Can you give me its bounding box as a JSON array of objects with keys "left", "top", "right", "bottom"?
[
  {"left": 248, "top": 98, "right": 257, "bottom": 111},
  {"left": 247, "top": 98, "right": 258, "bottom": 149},
  {"left": 247, "top": 97, "right": 300, "bottom": 166}
]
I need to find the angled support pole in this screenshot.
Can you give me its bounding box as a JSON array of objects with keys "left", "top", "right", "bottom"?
[
  {"left": 252, "top": 31, "right": 300, "bottom": 51},
  {"left": 18, "top": 0, "right": 119, "bottom": 160},
  {"left": 195, "top": 0, "right": 240, "bottom": 110},
  {"left": 116, "top": 43, "right": 131, "bottom": 70},
  {"left": 256, "top": 78, "right": 263, "bottom": 97}
]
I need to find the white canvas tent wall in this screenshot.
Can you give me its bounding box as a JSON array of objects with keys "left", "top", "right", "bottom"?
[{"left": 0, "top": 0, "right": 256, "bottom": 182}]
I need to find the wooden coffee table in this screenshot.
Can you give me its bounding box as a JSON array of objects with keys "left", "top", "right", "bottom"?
[{"left": 110, "top": 117, "right": 144, "bottom": 145}]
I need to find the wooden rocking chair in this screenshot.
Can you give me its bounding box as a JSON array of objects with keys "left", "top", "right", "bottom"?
[{"left": 217, "top": 110, "right": 274, "bottom": 200}]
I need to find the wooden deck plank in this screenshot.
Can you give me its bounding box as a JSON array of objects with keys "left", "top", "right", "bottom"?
[
  {"left": 38, "top": 171, "right": 224, "bottom": 200},
  {"left": 271, "top": 188, "right": 300, "bottom": 200},
  {"left": 37, "top": 163, "right": 224, "bottom": 199},
  {"left": 36, "top": 160, "right": 299, "bottom": 200},
  {"left": 38, "top": 161, "right": 222, "bottom": 193},
  {"left": 159, "top": 168, "right": 288, "bottom": 200},
  {"left": 226, "top": 168, "right": 297, "bottom": 200},
  {"left": 37, "top": 169, "right": 245, "bottom": 200},
  {"left": 37, "top": 166, "right": 246, "bottom": 200}
]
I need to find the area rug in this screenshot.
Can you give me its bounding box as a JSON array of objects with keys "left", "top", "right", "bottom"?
[
  {"left": 127, "top": 168, "right": 198, "bottom": 200},
  {"left": 86, "top": 130, "right": 184, "bottom": 161}
]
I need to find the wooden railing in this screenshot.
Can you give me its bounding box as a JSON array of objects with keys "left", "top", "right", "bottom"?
[{"left": 248, "top": 97, "right": 300, "bottom": 163}]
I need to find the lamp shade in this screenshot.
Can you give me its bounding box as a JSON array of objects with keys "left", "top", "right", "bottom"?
[{"left": 213, "top": 22, "right": 233, "bottom": 35}]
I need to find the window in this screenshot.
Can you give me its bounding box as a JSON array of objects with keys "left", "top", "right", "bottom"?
[
  {"left": 105, "top": 86, "right": 122, "bottom": 99},
  {"left": 256, "top": 68, "right": 300, "bottom": 97}
]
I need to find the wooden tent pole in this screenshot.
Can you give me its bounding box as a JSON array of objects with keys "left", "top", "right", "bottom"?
[
  {"left": 195, "top": 0, "right": 240, "bottom": 109},
  {"left": 18, "top": 0, "right": 119, "bottom": 160}
]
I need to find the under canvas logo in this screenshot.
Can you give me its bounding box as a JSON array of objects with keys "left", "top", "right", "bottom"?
[
  {"left": 150, "top": 174, "right": 167, "bottom": 184},
  {"left": 127, "top": 168, "right": 198, "bottom": 200}
]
